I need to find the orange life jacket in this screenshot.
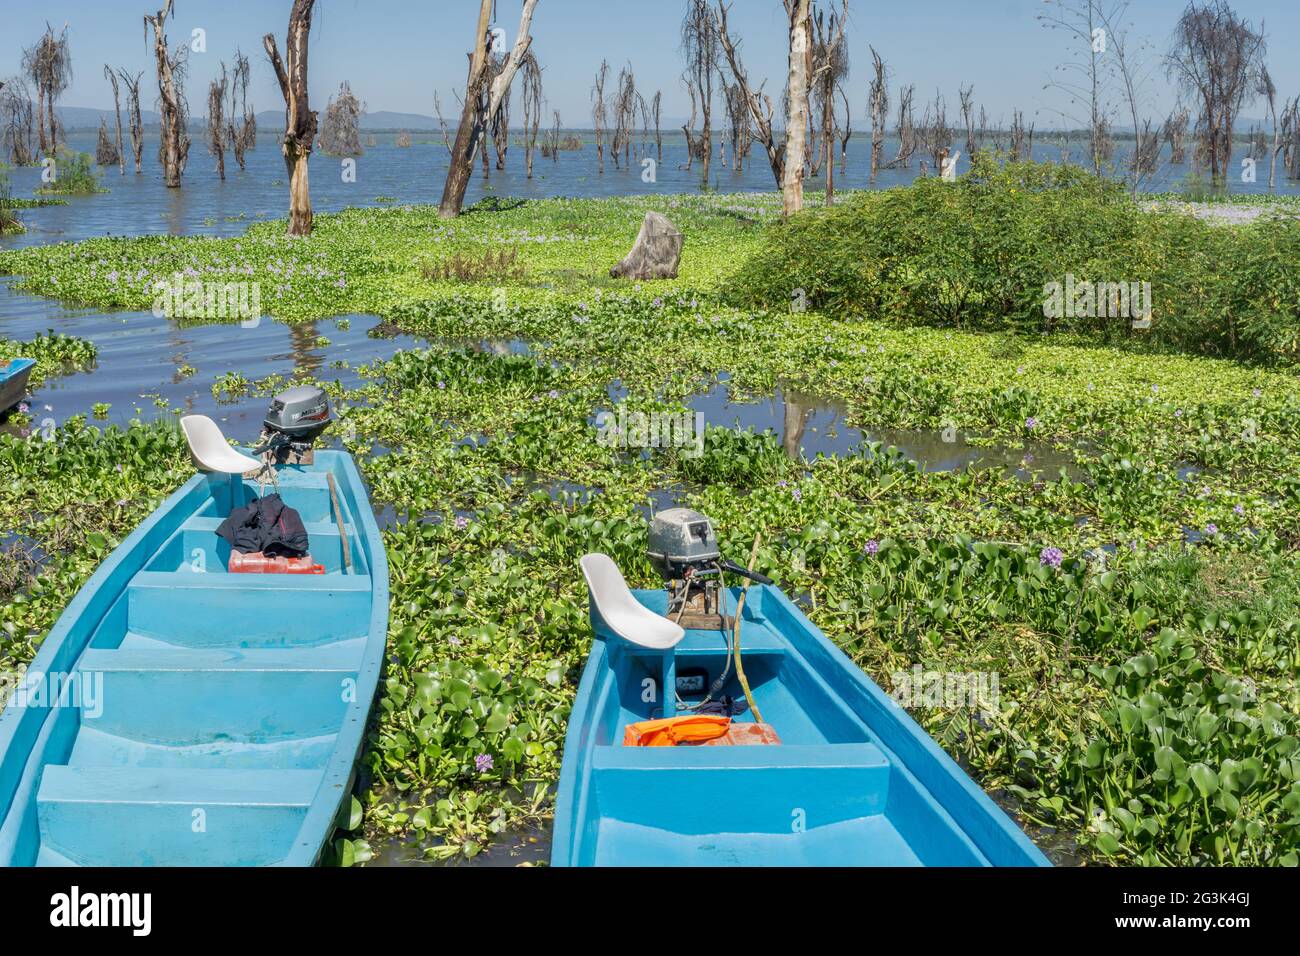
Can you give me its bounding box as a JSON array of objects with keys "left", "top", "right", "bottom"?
[{"left": 622, "top": 715, "right": 732, "bottom": 747}]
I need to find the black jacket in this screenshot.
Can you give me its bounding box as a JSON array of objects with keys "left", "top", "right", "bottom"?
[{"left": 216, "top": 493, "right": 310, "bottom": 557}]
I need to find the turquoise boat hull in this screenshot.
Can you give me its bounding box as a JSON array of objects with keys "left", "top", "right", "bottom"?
[
  {"left": 552, "top": 585, "right": 1050, "bottom": 866},
  {"left": 0, "top": 358, "right": 36, "bottom": 413},
  {"left": 0, "top": 451, "right": 388, "bottom": 866}
]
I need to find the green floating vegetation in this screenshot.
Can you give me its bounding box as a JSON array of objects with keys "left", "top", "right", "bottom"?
[
  {"left": 4, "top": 197, "right": 69, "bottom": 209},
  {"left": 4, "top": 173, "right": 1300, "bottom": 867},
  {"left": 0, "top": 331, "right": 98, "bottom": 387}
]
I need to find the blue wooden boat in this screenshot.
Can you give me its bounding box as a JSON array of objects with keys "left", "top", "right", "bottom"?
[
  {"left": 0, "top": 358, "right": 36, "bottom": 413},
  {"left": 0, "top": 450, "right": 387, "bottom": 866},
  {"left": 553, "top": 556, "right": 1050, "bottom": 867}
]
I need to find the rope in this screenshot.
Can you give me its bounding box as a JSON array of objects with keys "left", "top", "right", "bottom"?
[{"left": 732, "top": 532, "right": 765, "bottom": 724}]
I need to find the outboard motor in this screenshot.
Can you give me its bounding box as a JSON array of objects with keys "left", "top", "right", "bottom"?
[
  {"left": 255, "top": 384, "right": 333, "bottom": 464},
  {"left": 647, "top": 508, "right": 771, "bottom": 630}
]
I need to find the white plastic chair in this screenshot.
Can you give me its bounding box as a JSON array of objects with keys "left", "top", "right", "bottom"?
[
  {"left": 580, "top": 553, "right": 685, "bottom": 649},
  {"left": 180, "top": 415, "right": 262, "bottom": 475}
]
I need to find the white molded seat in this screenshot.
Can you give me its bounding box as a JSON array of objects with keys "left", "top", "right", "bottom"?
[
  {"left": 180, "top": 415, "right": 262, "bottom": 475},
  {"left": 580, "top": 553, "right": 684, "bottom": 650}
]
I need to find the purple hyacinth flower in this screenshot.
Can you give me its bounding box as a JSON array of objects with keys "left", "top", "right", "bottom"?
[
  {"left": 1039, "top": 547, "right": 1063, "bottom": 569},
  {"left": 1025, "top": 417, "right": 1038, "bottom": 430},
  {"left": 865, "top": 540, "right": 879, "bottom": 556},
  {"left": 475, "top": 754, "right": 493, "bottom": 773},
  {"left": 1205, "top": 523, "right": 1218, "bottom": 536}
]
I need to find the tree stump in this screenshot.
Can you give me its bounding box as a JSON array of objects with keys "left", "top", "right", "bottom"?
[{"left": 610, "top": 212, "right": 683, "bottom": 280}]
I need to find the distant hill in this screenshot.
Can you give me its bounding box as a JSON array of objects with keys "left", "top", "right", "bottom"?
[{"left": 56, "top": 105, "right": 162, "bottom": 129}]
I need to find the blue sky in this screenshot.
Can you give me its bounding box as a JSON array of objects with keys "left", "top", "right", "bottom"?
[{"left": 1, "top": 1, "right": 1295, "bottom": 128}]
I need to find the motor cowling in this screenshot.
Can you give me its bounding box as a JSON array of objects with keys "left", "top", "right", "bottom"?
[
  {"left": 264, "top": 385, "right": 332, "bottom": 444},
  {"left": 647, "top": 508, "right": 721, "bottom": 582}
]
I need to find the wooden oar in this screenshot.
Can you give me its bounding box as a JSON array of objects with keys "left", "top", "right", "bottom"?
[
  {"left": 326, "top": 472, "right": 352, "bottom": 574},
  {"left": 732, "top": 532, "right": 764, "bottom": 724}
]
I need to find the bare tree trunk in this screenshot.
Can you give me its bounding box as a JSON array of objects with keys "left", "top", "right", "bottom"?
[
  {"left": 439, "top": 0, "right": 539, "bottom": 218},
  {"left": 146, "top": 1, "right": 190, "bottom": 187},
  {"left": 208, "top": 63, "right": 228, "bottom": 181},
  {"left": 868, "top": 46, "right": 888, "bottom": 182},
  {"left": 782, "top": 0, "right": 812, "bottom": 216},
  {"left": 105, "top": 66, "right": 125, "bottom": 174},
  {"left": 715, "top": 2, "right": 783, "bottom": 188},
  {"left": 264, "top": 0, "right": 318, "bottom": 235},
  {"left": 593, "top": 59, "right": 609, "bottom": 173},
  {"left": 118, "top": 70, "right": 144, "bottom": 173}
]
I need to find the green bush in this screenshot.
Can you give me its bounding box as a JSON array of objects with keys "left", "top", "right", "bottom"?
[
  {"left": 725, "top": 153, "right": 1300, "bottom": 363},
  {"left": 35, "top": 149, "right": 105, "bottom": 196}
]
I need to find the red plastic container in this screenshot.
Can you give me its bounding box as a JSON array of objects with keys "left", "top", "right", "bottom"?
[{"left": 228, "top": 551, "right": 325, "bottom": 574}]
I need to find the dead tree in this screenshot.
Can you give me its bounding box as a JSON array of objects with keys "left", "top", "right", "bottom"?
[
  {"left": 264, "top": 0, "right": 319, "bottom": 234},
  {"left": 1258, "top": 65, "right": 1280, "bottom": 189},
  {"left": 593, "top": 59, "right": 610, "bottom": 173},
  {"left": 836, "top": 85, "right": 850, "bottom": 173},
  {"left": 227, "top": 50, "right": 254, "bottom": 171},
  {"left": 22, "top": 23, "right": 72, "bottom": 156},
  {"left": 681, "top": 84, "right": 703, "bottom": 170},
  {"left": 886, "top": 84, "right": 916, "bottom": 168},
  {"left": 318, "top": 81, "right": 365, "bottom": 156},
  {"left": 1039, "top": 0, "right": 1112, "bottom": 176},
  {"left": 715, "top": 2, "right": 783, "bottom": 188},
  {"left": 809, "top": 1, "right": 847, "bottom": 204},
  {"left": 438, "top": 0, "right": 538, "bottom": 216},
  {"left": 145, "top": 1, "right": 191, "bottom": 188},
  {"left": 721, "top": 82, "right": 749, "bottom": 173},
  {"left": 781, "top": 0, "right": 813, "bottom": 214},
  {"left": 1282, "top": 96, "right": 1300, "bottom": 179},
  {"left": 919, "top": 91, "right": 953, "bottom": 172},
  {"left": 682, "top": 0, "right": 720, "bottom": 184},
  {"left": 1133, "top": 118, "right": 1160, "bottom": 176},
  {"left": 0, "top": 79, "right": 37, "bottom": 165},
  {"left": 395, "top": 129, "right": 411, "bottom": 148},
  {"left": 1167, "top": 0, "right": 1265, "bottom": 185},
  {"left": 95, "top": 119, "right": 118, "bottom": 165},
  {"left": 207, "top": 63, "right": 228, "bottom": 179},
  {"left": 867, "top": 46, "right": 888, "bottom": 181},
  {"left": 1162, "top": 107, "right": 1189, "bottom": 164},
  {"left": 650, "top": 90, "right": 663, "bottom": 161},
  {"left": 958, "top": 84, "right": 976, "bottom": 157},
  {"left": 488, "top": 50, "right": 512, "bottom": 171},
  {"left": 543, "top": 109, "right": 560, "bottom": 160},
  {"left": 1098, "top": 3, "right": 1157, "bottom": 196},
  {"left": 1010, "top": 109, "right": 1027, "bottom": 161},
  {"left": 611, "top": 65, "right": 637, "bottom": 170},
  {"left": 117, "top": 69, "right": 144, "bottom": 173},
  {"left": 104, "top": 65, "right": 125, "bottom": 174},
  {"left": 520, "top": 52, "right": 542, "bottom": 177},
  {"left": 434, "top": 92, "right": 454, "bottom": 153}
]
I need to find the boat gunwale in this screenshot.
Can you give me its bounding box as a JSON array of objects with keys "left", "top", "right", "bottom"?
[
  {"left": 551, "top": 583, "right": 1051, "bottom": 867},
  {"left": 0, "top": 450, "right": 389, "bottom": 867}
]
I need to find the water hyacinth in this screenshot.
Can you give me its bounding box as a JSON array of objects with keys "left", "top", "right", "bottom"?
[{"left": 5, "top": 186, "right": 1300, "bottom": 868}]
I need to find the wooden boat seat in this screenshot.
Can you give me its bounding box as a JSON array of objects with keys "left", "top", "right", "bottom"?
[{"left": 580, "top": 553, "right": 684, "bottom": 650}]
